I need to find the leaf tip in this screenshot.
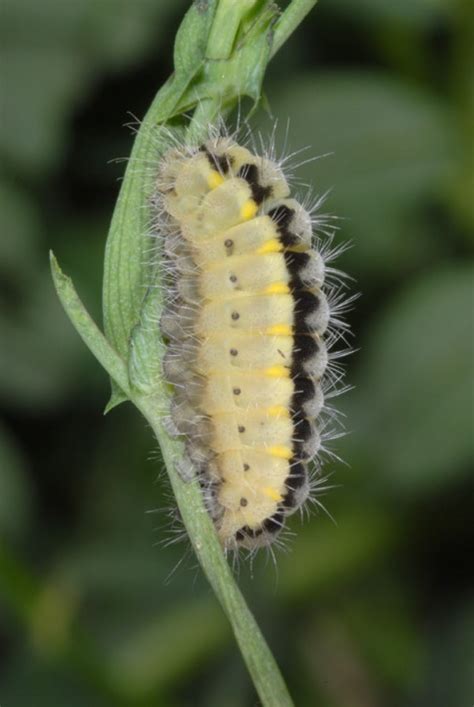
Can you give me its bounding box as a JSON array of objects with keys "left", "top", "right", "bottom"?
[
  {"left": 49, "top": 250, "right": 70, "bottom": 292},
  {"left": 103, "top": 386, "right": 129, "bottom": 415},
  {"left": 49, "top": 249, "right": 59, "bottom": 273}
]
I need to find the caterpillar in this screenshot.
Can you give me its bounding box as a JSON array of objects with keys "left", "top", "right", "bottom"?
[{"left": 155, "top": 129, "right": 351, "bottom": 554}]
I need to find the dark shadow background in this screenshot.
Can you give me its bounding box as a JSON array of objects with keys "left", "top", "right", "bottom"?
[{"left": 1, "top": 1, "right": 473, "bottom": 705}]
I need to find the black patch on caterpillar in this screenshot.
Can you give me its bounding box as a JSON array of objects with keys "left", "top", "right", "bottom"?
[
  {"left": 287, "top": 460, "right": 307, "bottom": 489},
  {"left": 290, "top": 406, "right": 313, "bottom": 456},
  {"left": 293, "top": 290, "right": 321, "bottom": 333},
  {"left": 238, "top": 524, "right": 264, "bottom": 539},
  {"left": 283, "top": 460, "right": 307, "bottom": 508},
  {"left": 294, "top": 417, "right": 312, "bottom": 442},
  {"left": 292, "top": 416, "right": 318, "bottom": 460},
  {"left": 236, "top": 511, "right": 285, "bottom": 541},
  {"left": 200, "top": 146, "right": 232, "bottom": 174},
  {"left": 292, "top": 439, "right": 308, "bottom": 460},
  {"left": 262, "top": 511, "right": 285, "bottom": 534},
  {"left": 292, "top": 333, "right": 320, "bottom": 369},
  {"left": 289, "top": 408, "right": 315, "bottom": 461},
  {"left": 291, "top": 376, "right": 316, "bottom": 412},
  {"left": 283, "top": 251, "right": 311, "bottom": 289},
  {"left": 267, "top": 204, "right": 299, "bottom": 247},
  {"left": 237, "top": 163, "right": 273, "bottom": 204}
]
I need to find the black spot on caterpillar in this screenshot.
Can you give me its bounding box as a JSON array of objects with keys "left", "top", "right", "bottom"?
[
  {"left": 268, "top": 204, "right": 298, "bottom": 247},
  {"left": 237, "top": 163, "right": 273, "bottom": 204},
  {"left": 200, "top": 145, "right": 233, "bottom": 174}
]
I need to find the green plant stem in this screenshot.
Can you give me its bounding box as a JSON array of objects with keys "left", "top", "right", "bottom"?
[{"left": 271, "top": 0, "right": 318, "bottom": 58}]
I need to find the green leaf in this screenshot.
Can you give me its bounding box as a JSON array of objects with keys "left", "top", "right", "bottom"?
[
  {"left": 205, "top": 0, "right": 261, "bottom": 60},
  {"left": 102, "top": 2, "right": 220, "bottom": 387},
  {"left": 174, "top": 0, "right": 218, "bottom": 74},
  {"left": 103, "top": 386, "right": 129, "bottom": 414},
  {"left": 128, "top": 286, "right": 166, "bottom": 395},
  {"left": 50, "top": 252, "right": 131, "bottom": 399},
  {"left": 199, "top": 3, "right": 276, "bottom": 105},
  {"left": 101, "top": 116, "right": 165, "bottom": 366}
]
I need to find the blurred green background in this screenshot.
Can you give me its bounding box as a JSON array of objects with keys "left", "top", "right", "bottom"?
[{"left": 1, "top": 1, "right": 473, "bottom": 705}]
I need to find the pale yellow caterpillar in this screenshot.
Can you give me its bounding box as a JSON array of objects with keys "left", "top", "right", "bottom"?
[{"left": 155, "top": 130, "right": 351, "bottom": 553}]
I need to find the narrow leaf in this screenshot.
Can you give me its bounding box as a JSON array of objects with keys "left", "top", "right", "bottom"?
[{"left": 50, "top": 252, "right": 130, "bottom": 398}]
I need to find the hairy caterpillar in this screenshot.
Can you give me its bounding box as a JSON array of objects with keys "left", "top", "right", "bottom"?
[{"left": 155, "top": 129, "right": 351, "bottom": 553}]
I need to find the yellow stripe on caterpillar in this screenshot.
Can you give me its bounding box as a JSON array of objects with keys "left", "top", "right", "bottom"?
[
  {"left": 262, "top": 486, "right": 283, "bottom": 502},
  {"left": 263, "top": 282, "right": 290, "bottom": 295},
  {"left": 240, "top": 199, "right": 258, "bottom": 221},
  {"left": 264, "top": 365, "right": 290, "bottom": 378},
  {"left": 267, "top": 445, "right": 293, "bottom": 460},
  {"left": 207, "top": 170, "right": 225, "bottom": 190},
  {"left": 267, "top": 405, "right": 290, "bottom": 417},
  {"left": 265, "top": 324, "right": 293, "bottom": 336},
  {"left": 256, "top": 238, "right": 282, "bottom": 254}
]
